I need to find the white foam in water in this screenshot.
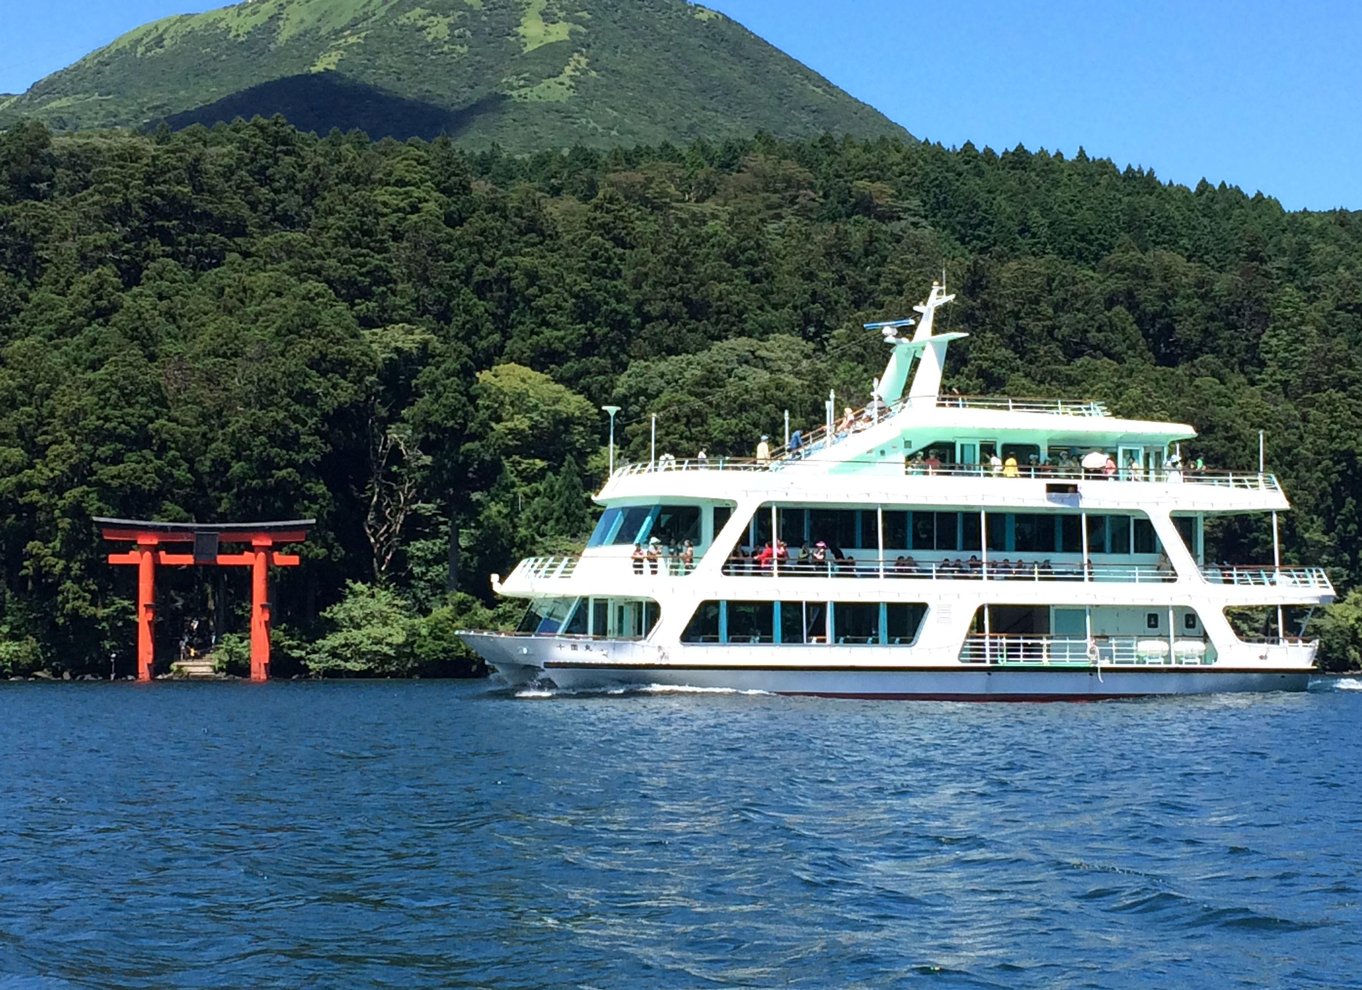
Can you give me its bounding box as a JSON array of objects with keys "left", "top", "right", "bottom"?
[
  {"left": 1308, "top": 675, "right": 1362, "bottom": 692},
  {"left": 634, "top": 683, "right": 773, "bottom": 696},
  {"left": 515, "top": 683, "right": 772, "bottom": 699},
  {"left": 513, "top": 687, "right": 559, "bottom": 699}
]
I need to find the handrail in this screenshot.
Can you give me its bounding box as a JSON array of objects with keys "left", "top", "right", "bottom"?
[
  {"left": 610, "top": 457, "right": 1282, "bottom": 490},
  {"left": 941, "top": 395, "right": 1111, "bottom": 415},
  {"left": 722, "top": 557, "right": 1175, "bottom": 581},
  {"left": 958, "top": 633, "right": 1212, "bottom": 666},
  {"left": 903, "top": 461, "right": 1281, "bottom": 490},
  {"left": 1200, "top": 565, "right": 1333, "bottom": 589},
  {"left": 611, "top": 454, "right": 1281, "bottom": 492}
]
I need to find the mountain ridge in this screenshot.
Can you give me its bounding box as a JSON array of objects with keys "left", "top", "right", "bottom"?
[{"left": 0, "top": 0, "right": 910, "bottom": 149}]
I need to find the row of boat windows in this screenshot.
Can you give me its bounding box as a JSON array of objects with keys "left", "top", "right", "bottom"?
[
  {"left": 587, "top": 504, "right": 725, "bottom": 548},
  {"left": 518, "top": 597, "right": 661, "bottom": 639},
  {"left": 747, "top": 508, "right": 1192, "bottom": 556},
  {"left": 682, "top": 600, "right": 928, "bottom": 645},
  {"left": 587, "top": 503, "right": 1199, "bottom": 558}
]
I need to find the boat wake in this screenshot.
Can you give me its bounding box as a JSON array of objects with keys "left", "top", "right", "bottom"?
[
  {"left": 514, "top": 682, "right": 772, "bottom": 699},
  {"left": 1309, "top": 676, "right": 1362, "bottom": 692}
]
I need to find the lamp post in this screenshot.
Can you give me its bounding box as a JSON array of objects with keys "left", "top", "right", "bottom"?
[{"left": 602, "top": 405, "right": 620, "bottom": 475}]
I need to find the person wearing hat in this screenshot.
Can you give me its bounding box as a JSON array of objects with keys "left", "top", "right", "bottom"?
[
  {"left": 646, "top": 536, "right": 661, "bottom": 574},
  {"left": 755, "top": 435, "right": 771, "bottom": 463}
]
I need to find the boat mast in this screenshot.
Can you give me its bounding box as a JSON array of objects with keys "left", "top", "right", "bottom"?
[{"left": 871, "top": 281, "right": 962, "bottom": 407}]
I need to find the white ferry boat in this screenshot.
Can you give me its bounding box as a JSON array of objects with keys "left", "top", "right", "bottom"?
[{"left": 460, "top": 283, "right": 1332, "bottom": 699}]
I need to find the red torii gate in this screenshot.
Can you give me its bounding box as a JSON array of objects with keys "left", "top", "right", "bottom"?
[{"left": 96, "top": 518, "right": 313, "bottom": 682}]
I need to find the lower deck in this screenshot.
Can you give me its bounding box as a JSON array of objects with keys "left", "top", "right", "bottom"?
[{"left": 459, "top": 630, "right": 1313, "bottom": 699}]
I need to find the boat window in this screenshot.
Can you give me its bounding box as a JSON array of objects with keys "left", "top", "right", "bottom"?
[
  {"left": 962, "top": 512, "right": 982, "bottom": 551},
  {"left": 935, "top": 512, "right": 959, "bottom": 550},
  {"left": 1133, "top": 518, "right": 1159, "bottom": 554},
  {"left": 808, "top": 508, "right": 858, "bottom": 549},
  {"left": 1085, "top": 514, "right": 1134, "bottom": 554},
  {"left": 1014, "top": 514, "right": 1050, "bottom": 553},
  {"left": 911, "top": 511, "right": 936, "bottom": 550},
  {"left": 560, "top": 599, "right": 589, "bottom": 636},
  {"left": 516, "top": 598, "right": 578, "bottom": 635},
  {"left": 586, "top": 505, "right": 655, "bottom": 547},
  {"left": 607, "top": 599, "right": 660, "bottom": 639},
  {"left": 649, "top": 505, "right": 701, "bottom": 545},
  {"left": 779, "top": 600, "right": 827, "bottom": 644},
  {"left": 832, "top": 602, "right": 880, "bottom": 644},
  {"left": 713, "top": 505, "right": 733, "bottom": 540},
  {"left": 682, "top": 600, "right": 926, "bottom": 645},
  {"left": 883, "top": 511, "right": 908, "bottom": 550},
  {"left": 1059, "top": 515, "right": 1082, "bottom": 553},
  {"left": 682, "top": 601, "right": 722, "bottom": 642},
  {"left": 1172, "top": 515, "right": 1197, "bottom": 554},
  {"left": 586, "top": 508, "right": 624, "bottom": 548},
  {"left": 727, "top": 601, "right": 775, "bottom": 643},
  {"left": 987, "top": 513, "right": 1007, "bottom": 552},
  {"left": 779, "top": 508, "right": 809, "bottom": 544},
  {"left": 886, "top": 603, "right": 928, "bottom": 645}
]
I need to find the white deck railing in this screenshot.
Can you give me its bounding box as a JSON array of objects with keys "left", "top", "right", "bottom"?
[
  {"left": 1201, "top": 565, "right": 1332, "bottom": 590},
  {"left": 957, "top": 634, "right": 1212, "bottom": 666},
  {"left": 610, "top": 457, "right": 1281, "bottom": 492},
  {"left": 504, "top": 554, "right": 1331, "bottom": 591},
  {"left": 719, "top": 558, "right": 1175, "bottom": 582}
]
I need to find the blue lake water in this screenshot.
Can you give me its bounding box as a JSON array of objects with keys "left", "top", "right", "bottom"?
[{"left": 3, "top": 678, "right": 1362, "bottom": 989}]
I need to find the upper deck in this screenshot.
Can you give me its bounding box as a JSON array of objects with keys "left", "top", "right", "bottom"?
[
  {"left": 601, "top": 281, "right": 1282, "bottom": 514},
  {"left": 599, "top": 456, "right": 1286, "bottom": 515}
]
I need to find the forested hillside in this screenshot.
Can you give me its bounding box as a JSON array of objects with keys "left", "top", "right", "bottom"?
[{"left": 3, "top": 117, "right": 1362, "bottom": 676}]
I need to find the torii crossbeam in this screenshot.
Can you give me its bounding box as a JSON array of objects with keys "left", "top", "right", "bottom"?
[{"left": 96, "top": 518, "right": 314, "bottom": 682}]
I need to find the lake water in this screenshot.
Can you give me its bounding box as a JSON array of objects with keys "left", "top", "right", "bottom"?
[{"left": 2, "top": 678, "right": 1362, "bottom": 989}]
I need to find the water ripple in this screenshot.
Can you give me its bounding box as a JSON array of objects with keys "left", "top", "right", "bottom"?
[{"left": 2, "top": 683, "right": 1362, "bottom": 988}]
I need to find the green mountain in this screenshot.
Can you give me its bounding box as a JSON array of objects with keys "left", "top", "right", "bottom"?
[{"left": 0, "top": 0, "right": 908, "bottom": 148}]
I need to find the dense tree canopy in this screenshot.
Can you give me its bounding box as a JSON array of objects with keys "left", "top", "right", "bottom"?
[{"left": 2, "top": 118, "right": 1361, "bottom": 675}]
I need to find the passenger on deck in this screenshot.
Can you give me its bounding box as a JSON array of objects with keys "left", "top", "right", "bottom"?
[
  {"left": 812, "top": 541, "right": 829, "bottom": 571},
  {"left": 756, "top": 435, "right": 771, "bottom": 463},
  {"left": 646, "top": 537, "right": 662, "bottom": 575},
  {"left": 923, "top": 451, "right": 942, "bottom": 474},
  {"left": 787, "top": 430, "right": 804, "bottom": 459},
  {"left": 632, "top": 543, "right": 645, "bottom": 575},
  {"left": 838, "top": 407, "right": 856, "bottom": 435},
  {"left": 1003, "top": 455, "right": 1019, "bottom": 478},
  {"left": 756, "top": 541, "right": 775, "bottom": 570},
  {"left": 680, "top": 539, "right": 694, "bottom": 572}
]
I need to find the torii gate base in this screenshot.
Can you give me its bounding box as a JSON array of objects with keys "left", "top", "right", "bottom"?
[{"left": 97, "top": 519, "right": 314, "bottom": 682}]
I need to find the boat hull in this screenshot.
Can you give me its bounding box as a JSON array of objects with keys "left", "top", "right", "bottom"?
[{"left": 459, "top": 634, "right": 1311, "bottom": 699}]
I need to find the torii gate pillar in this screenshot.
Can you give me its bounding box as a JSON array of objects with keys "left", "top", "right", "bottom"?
[{"left": 97, "top": 519, "right": 314, "bottom": 682}]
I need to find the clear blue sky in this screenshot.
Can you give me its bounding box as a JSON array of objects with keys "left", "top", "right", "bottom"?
[{"left": 2, "top": 0, "right": 1357, "bottom": 212}]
